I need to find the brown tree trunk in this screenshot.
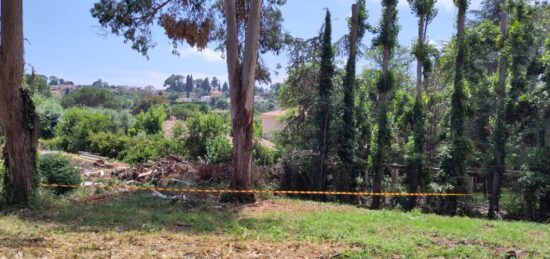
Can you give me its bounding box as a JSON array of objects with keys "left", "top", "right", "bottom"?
[
  {"left": 223, "top": 0, "right": 261, "bottom": 202},
  {"left": 0, "top": 0, "right": 39, "bottom": 206},
  {"left": 489, "top": 3, "right": 508, "bottom": 219}
]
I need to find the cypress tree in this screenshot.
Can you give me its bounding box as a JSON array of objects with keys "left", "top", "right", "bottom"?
[
  {"left": 186, "top": 75, "right": 193, "bottom": 98},
  {"left": 315, "top": 10, "right": 335, "bottom": 195},
  {"left": 371, "top": 0, "right": 399, "bottom": 209},
  {"left": 338, "top": 0, "right": 368, "bottom": 194}
]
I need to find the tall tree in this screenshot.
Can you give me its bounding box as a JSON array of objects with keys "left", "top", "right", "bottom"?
[
  {"left": 371, "top": 0, "right": 399, "bottom": 209},
  {"left": 338, "top": 0, "right": 368, "bottom": 194},
  {"left": 222, "top": 82, "right": 229, "bottom": 93},
  {"left": 314, "top": 10, "right": 335, "bottom": 196},
  {"left": 201, "top": 77, "right": 211, "bottom": 92},
  {"left": 405, "top": 0, "right": 437, "bottom": 210},
  {"left": 163, "top": 74, "right": 185, "bottom": 92},
  {"left": 440, "top": 0, "right": 469, "bottom": 215},
  {"left": 91, "top": 0, "right": 287, "bottom": 197},
  {"left": 211, "top": 77, "right": 221, "bottom": 92},
  {"left": 489, "top": 0, "right": 508, "bottom": 219},
  {"left": 0, "top": 0, "right": 39, "bottom": 206},
  {"left": 185, "top": 75, "right": 194, "bottom": 97}
]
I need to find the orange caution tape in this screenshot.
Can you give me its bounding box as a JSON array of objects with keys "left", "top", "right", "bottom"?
[{"left": 40, "top": 183, "right": 471, "bottom": 197}]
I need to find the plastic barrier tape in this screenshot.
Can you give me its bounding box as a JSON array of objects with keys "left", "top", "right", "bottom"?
[{"left": 40, "top": 183, "right": 471, "bottom": 197}]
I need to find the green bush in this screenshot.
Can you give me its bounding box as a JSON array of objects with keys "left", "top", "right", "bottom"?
[
  {"left": 39, "top": 154, "right": 81, "bottom": 195},
  {"left": 170, "top": 103, "right": 209, "bottom": 120},
  {"left": 123, "top": 134, "right": 162, "bottom": 163},
  {"left": 132, "top": 95, "right": 167, "bottom": 115},
  {"left": 35, "top": 96, "right": 64, "bottom": 139},
  {"left": 185, "top": 112, "right": 230, "bottom": 158},
  {"left": 206, "top": 136, "right": 232, "bottom": 163},
  {"left": 89, "top": 131, "right": 130, "bottom": 160},
  {"left": 253, "top": 142, "right": 280, "bottom": 166},
  {"left": 61, "top": 86, "right": 122, "bottom": 109},
  {"left": 129, "top": 105, "right": 166, "bottom": 135},
  {"left": 55, "top": 107, "right": 113, "bottom": 152}
]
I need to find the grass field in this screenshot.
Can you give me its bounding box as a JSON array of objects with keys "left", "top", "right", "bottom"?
[{"left": 1, "top": 191, "right": 549, "bottom": 258}]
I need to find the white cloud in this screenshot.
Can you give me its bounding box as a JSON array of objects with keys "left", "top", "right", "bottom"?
[{"left": 181, "top": 47, "right": 224, "bottom": 63}]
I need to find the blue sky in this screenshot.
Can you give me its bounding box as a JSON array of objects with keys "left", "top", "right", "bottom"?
[{"left": 24, "top": 0, "right": 482, "bottom": 88}]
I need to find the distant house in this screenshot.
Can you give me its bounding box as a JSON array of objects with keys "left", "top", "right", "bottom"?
[
  {"left": 49, "top": 84, "right": 79, "bottom": 96},
  {"left": 211, "top": 89, "right": 222, "bottom": 97},
  {"left": 175, "top": 96, "right": 192, "bottom": 103},
  {"left": 260, "top": 110, "right": 285, "bottom": 140}
]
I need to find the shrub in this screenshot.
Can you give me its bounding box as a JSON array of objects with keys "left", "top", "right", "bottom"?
[
  {"left": 39, "top": 154, "right": 81, "bottom": 195},
  {"left": 206, "top": 136, "right": 232, "bottom": 163},
  {"left": 61, "top": 86, "right": 122, "bottom": 109},
  {"left": 55, "top": 108, "right": 113, "bottom": 152},
  {"left": 89, "top": 131, "right": 130, "bottom": 160},
  {"left": 253, "top": 142, "right": 280, "bottom": 166},
  {"left": 132, "top": 95, "right": 167, "bottom": 115},
  {"left": 35, "top": 96, "right": 64, "bottom": 139},
  {"left": 170, "top": 103, "right": 209, "bottom": 120},
  {"left": 129, "top": 105, "right": 166, "bottom": 135},
  {"left": 185, "top": 112, "right": 230, "bottom": 158},
  {"left": 123, "top": 134, "right": 161, "bottom": 163}
]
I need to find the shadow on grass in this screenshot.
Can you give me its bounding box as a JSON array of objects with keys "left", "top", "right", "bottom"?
[{"left": 20, "top": 191, "right": 254, "bottom": 234}]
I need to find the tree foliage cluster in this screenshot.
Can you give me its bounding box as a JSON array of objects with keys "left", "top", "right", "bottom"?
[{"left": 276, "top": 0, "right": 549, "bottom": 220}]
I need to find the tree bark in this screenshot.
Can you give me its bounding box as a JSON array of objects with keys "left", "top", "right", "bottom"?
[
  {"left": 223, "top": 0, "right": 261, "bottom": 201},
  {"left": 0, "top": 0, "right": 39, "bottom": 206},
  {"left": 489, "top": 3, "right": 508, "bottom": 219}
]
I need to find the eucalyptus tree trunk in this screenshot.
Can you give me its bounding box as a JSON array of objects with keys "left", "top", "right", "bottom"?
[
  {"left": 223, "top": 0, "right": 262, "bottom": 202},
  {"left": 0, "top": 0, "right": 39, "bottom": 206},
  {"left": 489, "top": 2, "right": 508, "bottom": 219}
]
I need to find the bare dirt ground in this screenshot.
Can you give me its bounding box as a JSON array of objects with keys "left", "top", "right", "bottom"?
[
  {"left": 0, "top": 233, "right": 353, "bottom": 258},
  {"left": 0, "top": 199, "right": 357, "bottom": 259}
]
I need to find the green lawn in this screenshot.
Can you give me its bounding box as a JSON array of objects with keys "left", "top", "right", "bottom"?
[{"left": 1, "top": 191, "right": 549, "bottom": 258}]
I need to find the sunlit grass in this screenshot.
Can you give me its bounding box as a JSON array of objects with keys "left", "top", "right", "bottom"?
[{"left": 1, "top": 191, "right": 549, "bottom": 258}]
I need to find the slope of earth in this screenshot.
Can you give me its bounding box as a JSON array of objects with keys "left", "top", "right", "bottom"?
[{"left": 1, "top": 193, "right": 549, "bottom": 258}]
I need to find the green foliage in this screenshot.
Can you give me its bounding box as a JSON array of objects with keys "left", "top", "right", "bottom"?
[
  {"left": 34, "top": 96, "right": 64, "bottom": 139},
  {"left": 185, "top": 112, "right": 230, "bottom": 158},
  {"left": 129, "top": 105, "right": 166, "bottom": 136},
  {"left": 89, "top": 131, "right": 130, "bottom": 160},
  {"left": 253, "top": 143, "right": 280, "bottom": 166},
  {"left": 61, "top": 86, "right": 122, "bottom": 109},
  {"left": 170, "top": 103, "right": 209, "bottom": 120},
  {"left": 131, "top": 95, "right": 167, "bottom": 115},
  {"left": 313, "top": 10, "right": 336, "bottom": 192},
  {"left": 26, "top": 74, "right": 51, "bottom": 97},
  {"left": 55, "top": 108, "right": 113, "bottom": 152},
  {"left": 39, "top": 154, "right": 81, "bottom": 195},
  {"left": 123, "top": 134, "right": 165, "bottom": 164},
  {"left": 206, "top": 136, "right": 232, "bottom": 164}
]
